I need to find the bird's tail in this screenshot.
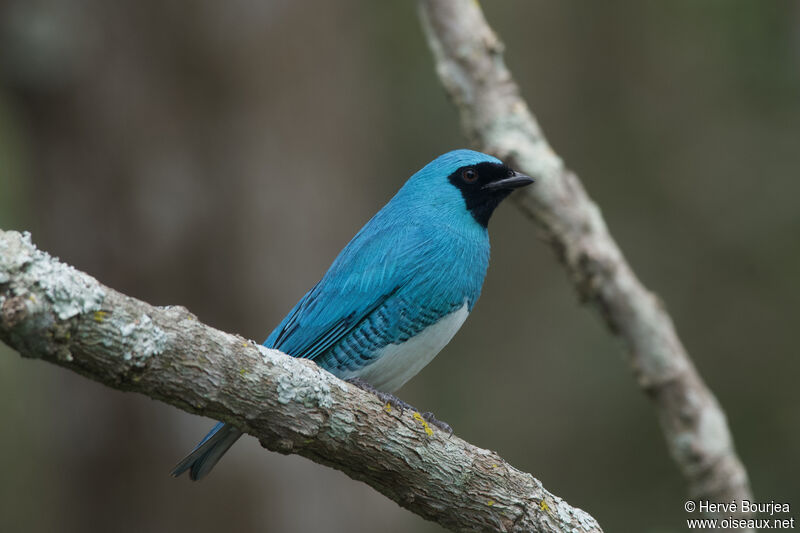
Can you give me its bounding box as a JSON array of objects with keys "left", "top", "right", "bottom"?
[{"left": 171, "top": 422, "right": 243, "bottom": 481}]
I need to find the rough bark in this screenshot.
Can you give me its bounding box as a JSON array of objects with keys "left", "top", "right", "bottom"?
[
  {"left": 0, "top": 229, "right": 601, "bottom": 533},
  {"left": 417, "top": 0, "right": 751, "bottom": 512}
]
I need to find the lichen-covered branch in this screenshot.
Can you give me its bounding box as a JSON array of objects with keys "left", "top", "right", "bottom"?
[
  {"left": 0, "top": 229, "right": 601, "bottom": 533},
  {"left": 417, "top": 0, "right": 751, "bottom": 512}
]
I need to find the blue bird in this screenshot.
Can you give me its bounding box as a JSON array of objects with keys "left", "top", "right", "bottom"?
[{"left": 171, "top": 149, "right": 533, "bottom": 480}]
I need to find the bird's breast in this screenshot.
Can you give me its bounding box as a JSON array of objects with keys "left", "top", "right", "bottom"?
[{"left": 338, "top": 302, "right": 469, "bottom": 393}]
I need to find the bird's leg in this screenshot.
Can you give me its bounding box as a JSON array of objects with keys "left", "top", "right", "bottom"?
[
  {"left": 421, "top": 412, "right": 453, "bottom": 437},
  {"left": 345, "top": 377, "right": 413, "bottom": 414}
]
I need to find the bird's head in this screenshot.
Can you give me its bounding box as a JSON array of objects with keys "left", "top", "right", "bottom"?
[{"left": 399, "top": 149, "right": 534, "bottom": 229}]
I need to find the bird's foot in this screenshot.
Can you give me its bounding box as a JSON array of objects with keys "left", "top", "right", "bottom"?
[
  {"left": 376, "top": 392, "right": 414, "bottom": 414},
  {"left": 345, "top": 377, "right": 413, "bottom": 413},
  {"left": 421, "top": 411, "right": 453, "bottom": 437},
  {"left": 345, "top": 378, "right": 453, "bottom": 436}
]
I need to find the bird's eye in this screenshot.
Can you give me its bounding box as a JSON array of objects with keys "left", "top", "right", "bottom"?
[
  {"left": 506, "top": 169, "right": 515, "bottom": 177},
  {"left": 462, "top": 168, "right": 478, "bottom": 183}
]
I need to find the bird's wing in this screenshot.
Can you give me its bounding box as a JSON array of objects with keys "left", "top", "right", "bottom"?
[{"left": 264, "top": 224, "right": 436, "bottom": 360}]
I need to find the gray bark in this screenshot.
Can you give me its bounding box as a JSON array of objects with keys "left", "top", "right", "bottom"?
[{"left": 0, "top": 229, "right": 601, "bottom": 533}]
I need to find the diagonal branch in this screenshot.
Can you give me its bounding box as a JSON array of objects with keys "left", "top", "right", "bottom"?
[
  {"left": 417, "top": 0, "right": 751, "bottom": 511},
  {"left": 0, "top": 229, "right": 601, "bottom": 532}
]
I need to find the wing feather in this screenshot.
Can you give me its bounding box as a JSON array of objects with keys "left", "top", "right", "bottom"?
[{"left": 264, "top": 225, "right": 423, "bottom": 360}]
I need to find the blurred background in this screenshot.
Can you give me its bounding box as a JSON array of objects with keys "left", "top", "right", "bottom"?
[{"left": 1, "top": 1, "right": 799, "bottom": 532}]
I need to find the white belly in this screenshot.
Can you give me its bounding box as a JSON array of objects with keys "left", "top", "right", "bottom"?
[{"left": 344, "top": 303, "right": 469, "bottom": 393}]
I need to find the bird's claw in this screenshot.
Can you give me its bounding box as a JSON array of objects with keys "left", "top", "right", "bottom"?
[
  {"left": 345, "top": 377, "right": 452, "bottom": 435},
  {"left": 375, "top": 392, "right": 413, "bottom": 414},
  {"left": 422, "top": 411, "right": 453, "bottom": 437},
  {"left": 345, "top": 377, "right": 410, "bottom": 412}
]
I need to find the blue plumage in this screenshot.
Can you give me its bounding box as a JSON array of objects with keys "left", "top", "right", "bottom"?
[{"left": 172, "top": 149, "right": 532, "bottom": 480}]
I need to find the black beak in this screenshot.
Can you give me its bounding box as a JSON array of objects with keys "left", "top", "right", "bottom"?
[{"left": 482, "top": 171, "right": 534, "bottom": 191}]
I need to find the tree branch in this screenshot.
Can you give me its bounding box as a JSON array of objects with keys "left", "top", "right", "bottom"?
[
  {"left": 0, "top": 229, "right": 601, "bottom": 532},
  {"left": 418, "top": 0, "right": 752, "bottom": 511}
]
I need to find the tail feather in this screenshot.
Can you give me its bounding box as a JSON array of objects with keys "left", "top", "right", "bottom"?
[{"left": 171, "top": 422, "right": 243, "bottom": 481}]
